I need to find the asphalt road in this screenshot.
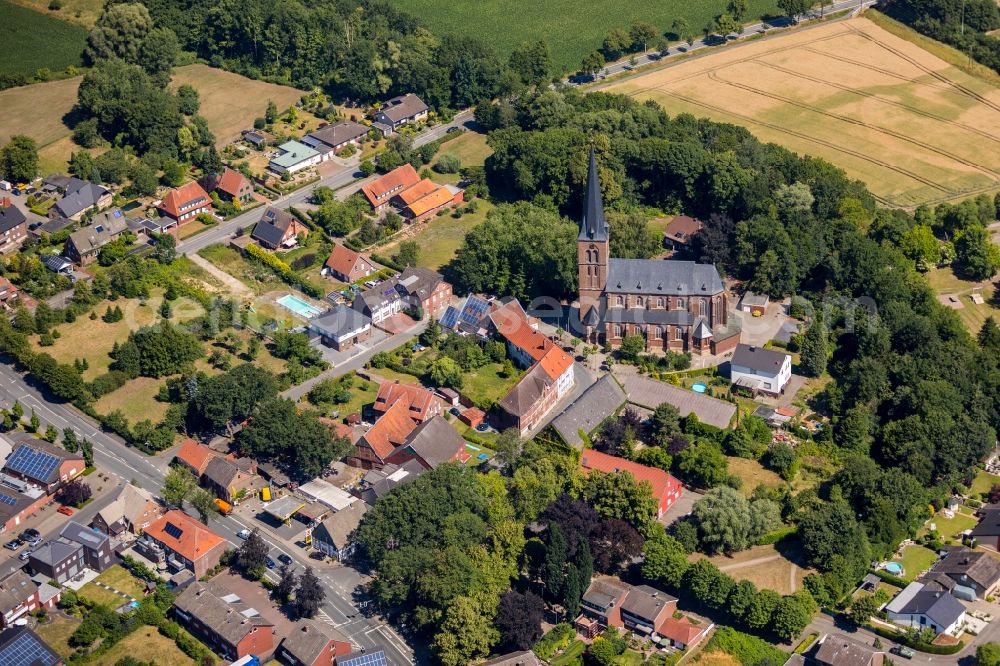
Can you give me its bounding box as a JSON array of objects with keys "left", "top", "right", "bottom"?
[
  {"left": 572, "top": 0, "right": 876, "bottom": 85},
  {"left": 0, "top": 362, "right": 416, "bottom": 664},
  {"left": 177, "top": 111, "right": 474, "bottom": 256}
]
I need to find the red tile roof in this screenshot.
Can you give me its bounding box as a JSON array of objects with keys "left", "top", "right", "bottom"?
[
  {"left": 324, "top": 244, "right": 370, "bottom": 277},
  {"left": 656, "top": 615, "right": 706, "bottom": 646},
  {"left": 214, "top": 167, "right": 250, "bottom": 199},
  {"left": 405, "top": 186, "right": 456, "bottom": 218},
  {"left": 144, "top": 509, "right": 225, "bottom": 562},
  {"left": 158, "top": 182, "right": 211, "bottom": 219},
  {"left": 361, "top": 399, "right": 416, "bottom": 460},
  {"left": 395, "top": 179, "right": 440, "bottom": 206},
  {"left": 175, "top": 439, "right": 216, "bottom": 475},
  {"left": 373, "top": 381, "right": 439, "bottom": 422},
  {"left": 579, "top": 449, "right": 682, "bottom": 504},
  {"left": 361, "top": 164, "right": 420, "bottom": 208},
  {"left": 501, "top": 322, "right": 554, "bottom": 363},
  {"left": 538, "top": 345, "right": 574, "bottom": 383}
]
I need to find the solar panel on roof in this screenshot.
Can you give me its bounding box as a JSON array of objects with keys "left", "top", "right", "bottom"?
[
  {"left": 458, "top": 296, "right": 490, "bottom": 326},
  {"left": 0, "top": 631, "right": 59, "bottom": 666},
  {"left": 5, "top": 446, "right": 60, "bottom": 483},
  {"left": 163, "top": 522, "right": 183, "bottom": 539},
  {"left": 338, "top": 650, "right": 388, "bottom": 666},
  {"left": 439, "top": 306, "right": 459, "bottom": 330},
  {"left": 0, "top": 493, "right": 17, "bottom": 506}
]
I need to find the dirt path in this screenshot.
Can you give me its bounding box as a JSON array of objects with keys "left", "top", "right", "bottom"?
[
  {"left": 716, "top": 554, "right": 784, "bottom": 572},
  {"left": 187, "top": 252, "right": 253, "bottom": 299}
]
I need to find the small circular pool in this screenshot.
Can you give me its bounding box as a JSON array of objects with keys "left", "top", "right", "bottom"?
[
  {"left": 885, "top": 562, "right": 904, "bottom": 575},
  {"left": 692, "top": 383, "right": 707, "bottom": 393}
]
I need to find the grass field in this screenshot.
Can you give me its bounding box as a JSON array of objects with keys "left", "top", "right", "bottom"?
[
  {"left": 34, "top": 615, "right": 80, "bottom": 660},
  {"left": 388, "top": 0, "right": 780, "bottom": 73},
  {"left": 0, "top": 1, "right": 86, "bottom": 78},
  {"left": 428, "top": 132, "right": 492, "bottom": 185},
  {"left": 99, "top": 626, "right": 195, "bottom": 666},
  {"left": 8, "top": 0, "right": 103, "bottom": 26},
  {"left": 896, "top": 544, "right": 939, "bottom": 582},
  {"left": 606, "top": 15, "right": 1000, "bottom": 207},
  {"left": 171, "top": 64, "right": 305, "bottom": 146},
  {"left": 695, "top": 543, "right": 807, "bottom": 595},
  {"left": 380, "top": 200, "right": 493, "bottom": 270},
  {"left": 971, "top": 469, "right": 1000, "bottom": 497},
  {"left": 94, "top": 376, "right": 170, "bottom": 424},
  {"left": 926, "top": 266, "right": 1000, "bottom": 333}
]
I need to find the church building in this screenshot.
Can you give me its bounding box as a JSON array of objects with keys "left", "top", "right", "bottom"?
[{"left": 578, "top": 150, "right": 740, "bottom": 355}]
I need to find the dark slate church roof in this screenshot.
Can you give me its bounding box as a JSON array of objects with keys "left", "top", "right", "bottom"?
[
  {"left": 605, "top": 259, "right": 724, "bottom": 296},
  {"left": 579, "top": 148, "right": 608, "bottom": 243}
]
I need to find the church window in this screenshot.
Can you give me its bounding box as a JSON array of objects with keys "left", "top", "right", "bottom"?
[
  {"left": 675, "top": 327, "right": 683, "bottom": 340},
  {"left": 615, "top": 325, "right": 622, "bottom": 337},
  {"left": 658, "top": 297, "right": 664, "bottom": 308},
  {"left": 677, "top": 298, "right": 685, "bottom": 309},
  {"left": 636, "top": 296, "right": 643, "bottom": 308},
  {"left": 617, "top": 295, "right": 624, "bottom": 307},
  {"left": 655, "top": 326, "right": 662, "bottom": 337},
  {"left": 700, "top": 298, "right": 707, "bottom": 313}
]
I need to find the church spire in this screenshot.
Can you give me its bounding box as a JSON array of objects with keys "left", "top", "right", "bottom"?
[{"left": 579, "top": 147, "right": 609, "bottom": 242}]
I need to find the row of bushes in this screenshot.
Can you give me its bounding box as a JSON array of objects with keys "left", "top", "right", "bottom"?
[
  {"left": 244, "top": 243, "right": 323, "bottom": 298},
  {"left": 866, "top": 621, "right": 965, "bottom": 655}
]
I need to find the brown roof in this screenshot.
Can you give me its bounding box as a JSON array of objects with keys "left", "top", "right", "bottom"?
[
  {"left": 361, "top": 399, "right": 416, "bottom": 460},
  {"left": 0, "top": 570, "right": 36, "bottom": 615},
  {"left": 158, "top": 182, "right": 211, "bottom": 219},
  {"left": 175, "top": 439, "right": 216, "bottom": 476},
  {"left": 308, "top": 121, "right": 369, "bottom": 149},
  {"left": 394, "top": 415, "right": 466, "bottom": 468},
  {"left": 281, "top": 620, "right": 351, "bottom": 664},
  {"left": 325, "top": 243, "right": 373, "bottom": 278},
  {"left": 814, "top": 634, "right": 879, "bottom": 666},
  {"left": 405, "top": 186, "right": 456, "bottom": 218},
  {"left": 144, "top": 510, "right": 225, "bottom": 563},
  {"left": 395, "top": 179, "right": 440, "bottom": 206},
  {"left": 174, "top": 581, "right": 274, "bottom": 647},
  {"left": 620, "top": 584, "right": 676, "bottom": 623},
  {"left": 361, "top": 164, "right": 420, "bottom": 208},
  {"left": 663, "top": 214, "right": 703, "bottom": 243},
  {"left": 500, "top": 364, "right": 553, "bottom": 418},
  {"left": 214, "top": 168, "right": 251, "bottom": 199},
  {"left": 374, "top": 381, "right": 439, "bottom": 422},
  {"left": 934, "top": 547, "right": 1000, "bottom": 591},
  {"left": 377, "top": 93, "right": 428, "bottom": 123},
  {"left": 656, "top": 615, "right": 707, "bottom": 646}
]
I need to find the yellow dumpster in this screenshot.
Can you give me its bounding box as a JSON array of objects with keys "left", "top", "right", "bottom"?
[{"left": 262, "top": 487, "right": 272, "bottom": 502}]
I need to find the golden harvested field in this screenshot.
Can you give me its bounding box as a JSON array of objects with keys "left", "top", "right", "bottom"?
[
  {"left": 606, "top": 16, "right": 1000, "bottom": 207},
  {"left": 170, "top": 64, "right": 304, "bottom": 146},
  {"left": 692, "top": 544, "right": 809, "bottom": 595},
  {"left": 7, "top": 0, "right": 104, "bottom": 27}
]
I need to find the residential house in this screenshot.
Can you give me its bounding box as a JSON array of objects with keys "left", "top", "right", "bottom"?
[
  {"left": 360, "top": 164, "right": 420, "bottom": 213},
  {"left": 157, "top": 182, "right": 213, "bottom": 225},
  {"left": 885, "top": 581, "right": 967, "bottom": 635},
  {"left": 657, "top": 616, "right": 710, "bottom": 651},
  {"left": 29, "top": 540, "right": 84, "bottom": 583},
  {"left": 2, "top": 438, "right": 84, "bottom": 495},
  {"left": 59, "top": 521, "right": 114, "bottom": 572},
  {"left": 242, "top": 129, "right": 271, "bottom": 149},
  {"left": 324, "top": 244, "right": 378, "bottom": 283},
  {"left": 62, "top": 209, "right": 131, "bottom": 266},
  {"left": 49, "top": 178, "right": 112, "bottom": 221},
  {"left": 251, "top": 206, "right": 308, "bottom": 250},
  {"left": 439, "top": 294, "right": 497, "bottom": 337},
  {"left": 580, "top": 449, "right": 683, "bottom": 519},
  {"left": 385, "top": 415, "right": 467, "bottom": 470},
  {"left": 663, "top": 214, "right": 703, "bottom": 251},
  {"left": 926, "top": 547, "right": 1000, "bottom": 599},
  {"left": 619, "top": 584, "right": 678, "bottom": 636},
  {"left": 203, "top": 167, "right": 254, "bottom": 204},
  {"left": 310, "top": 501, "right": 369, "bottom": 562},
  {"left": 729, "top": 344, "right": 792, "bottom": 396},
  {"left": 309, "top": 306, "right": 372, "bottom": 351},
  {"left": 373, "top": 93, "right": 428, "bottom": 133},
  {"left": 336, "top": 649, "right": 388, "bottom": 666},
  {"left": 496, "top": 305, "right": 555, "bottom": 369},
  {"left": 0, "top": 277, "right": 19, "bottom": 310},
  {"left": 302, "top": 121, "right": 369, "bottom": 159},
  {"left": 138, "top": 509, "right": 227, "bottom": 578},
  {"left": 0, "top": 626, "right": 62, "bottom": 666},
  {"left": 91, "top": 483, "right": 161, "bottom": 536},
  {"left": 174, "top": 439, "right": 217, "bottom": 477},
  {"left": 201, "top": 456, "right": 256, "bottom": 504},
  {"left": 279, "top": 620, "right": 353, "bottom": 666},
  {"left": 0, "top": 487, "right": 43, "bottom": 535},
  {"left": 396, "top": 266, "right": 452, "bottom": 316},
  {"left": 373, "top": 381, "right": 442, "bottom": 424},
  {"left": 479, "top": 652, "right": 544, "bottom": 666},
  {"left": 349, "top": 399, "right": 416, "bottom": 469},
  {"left": 738, "top": 292, "right": 770, "bottom": 316},
  {"left": 269, "top": 140, "right": 321, "bottom": 174},
  {"left": 499, "top": 345, "right": 575, "bottom": 436},
  {"left": 551, "top": 375, "right": 627, "bottom": 450},
  {"left": 971, "top": 509, "right": 1000, "bottom": 550},
  {"left": 173, "top": 581, "right": 275, "bottom": 661},
  {"left": 394, "top": 180, "right": 464, "bottom": 223},
  {"left": 0, "top": 202, "right": 27, "bottom": 255},
  {"left": 0, "top": 571, "right": 39, "bottom": 627},
  {"left": 30, "top": 217, "right": 74, "bottom": 240},
  {"left": 575, "top": 577, "right": 632, "bottom": 638},
  {"left": 813, "top": 634, "right": 884, "bottom": 666},
  {"left": 352, "top": 459, "right": 424, "bottom": 505}
]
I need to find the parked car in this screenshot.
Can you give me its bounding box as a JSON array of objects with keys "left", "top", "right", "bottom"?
[
  {"left": 4, "top": 539, "right": 21, "bottom": 551},
  {"left": 446, "top": 126, "right": 460, "bottom": 133},
  {"left": 890, "top": 646, "right": 915, "bottom": 660},
  {"left": 476, "top": 423, "right": 489, "bottom": 432},
  {"left": 19, "top": 529, "right": 41, "bottom": 547},
  {"left": 278, "top": 553, "right": 293, "bottom": 566},
  {"left": 18, "top": 550, "right": 31, "bottom": 562},
  {"left": 57, "top": 506, "right": 74, "bottom": 516},
  {"left": 237, "top": 529, "right": 251, "bottom": 539},
  {"left": 265, "top": 556, "right": 276, "bottom": 570},
  {"left": 449, "top": 407, "right": 461, "bottom": 417}
]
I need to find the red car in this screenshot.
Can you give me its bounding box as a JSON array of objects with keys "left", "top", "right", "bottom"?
[{"left": 57, "top": 506, "right": 74, "bottom": 516}]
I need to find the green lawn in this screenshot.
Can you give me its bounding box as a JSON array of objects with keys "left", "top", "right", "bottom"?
[
  {"left": 428, "top": 132, "right": 492, "bottom": 185},
  {"left": 551, "top": 639, "right": 586, "bottom": 666},
  {"left": 380, "top": 200, "right": 493, "bottom": 271},
  {"left": 198, "top": 244, "right": 285, "bottom": 294},
  {"left": 99, "top": 626, "right": 197, "bottom": 666},
  {"left": 80, "top": 564, "right": 148, "bottom": 607},
  {"left": 34, "top": 614, "right": 80, "bottom": 660},
  {"left": 0, "top": 1, "right": 86, "bottom": 78},
  {"left": 387, "top": 0, "right": 780, "bottom": 72},
  {"left": 971, "top": 469, "right": 1000, "bottom": 498},
  {"left": 897, "top": 545, "right": 940, "bottom": 582},
  {"left": 920, "top": 510, "right": 978, "bottom": 543}
]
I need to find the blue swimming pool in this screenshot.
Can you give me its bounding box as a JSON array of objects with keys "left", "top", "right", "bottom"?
[
  {"left": 692, "top": 382, "right": 707, "bottom": 393},
  {"left": 277, "top": 294, "right": 323, "bottom": 319},
  {"left": 886, "top": 562, "right": 904, "bottom": 575}
]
